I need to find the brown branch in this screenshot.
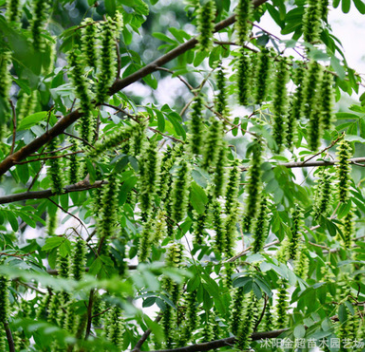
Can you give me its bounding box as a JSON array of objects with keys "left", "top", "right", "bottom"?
[
  {"left": 148, "top": 127, "right": 184, "bottom": 143},
  {"left": 84, "top": 289, "right": 94, "bottom": 339},
  {"left": 0, "top": 180, "right": 107, "bottom": 205},
  {"left": 132, "top": 313, "right": 163, "bottom": 352},
  {"left": 0, "top": 0, "right": 268, "bottom": 177},
  {"left": 4, "top": 322, "right": 15, "bottom": 352},
  {"left": 14, "top": 150, "right": 83, "bottom": 165},
  {"left": 9, "top": 101, "right": 16, "bottom": 155},
  {"left": 63, "top": 132, "right": 95, "bottom": 149},
  {"left": 146, "top": 329, "right": 288, "bottom": 352},
  {"left": 27, "top": 162, "right": 45, "bottom": 191}
]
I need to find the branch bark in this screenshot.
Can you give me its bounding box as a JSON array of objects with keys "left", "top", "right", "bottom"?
[
  {"left": 4, "top": 322, "right": 15, "bottom": 352},
  {"left": 0, "top": 0, "right": 268, "bottom": 177},
  {"left": 146, "top": 329, "right": 288, "bottom": 352}
]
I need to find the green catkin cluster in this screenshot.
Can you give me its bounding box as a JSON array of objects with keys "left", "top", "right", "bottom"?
[
  {"left": 30, "top": 0, "right": 49, "bottom": 51},
  {"left": 36, "top": 294, "right": 52, "bottom": 320},
  {"left": 288, "top": 206, "right": 302, "bottom": 260},
  {"left": 215, "top": 63, "right": 228, "bottom": 117},
  {"left": 47, "top": 294, "right": 60, "bottom": 325},
  {"left": 92, "top": 293, "right": 104, "bottom": 327},
  {"left": 229, "top": 286, "right": 245, "bottom": 335},
  {"left": 153, "top": 210, "right": 167, "bottom": 244},
  {"left": 129, "top": 122, "right": 147, "bottom": 157},
  {"left": 235, "top": 0, "right": 253, "bottom": 45},
  {"left": 96, "top": 17, "right": 117, "bottom": 103},
  {"left": 88, "top": 123, "right": 139, "bottom": 159},
  {"left": 320, "top": 72, "right": 335, "bottom": 130},
  {"left": 262, "top": 298, "right": 273, "bottom": 332},
  {"left": 138, "top": 217, "right": 154, "bottom": 262},
  {"left": 301, "top": 61, "right": 323, "bottom": 151},
  {"left": 295, "top": 245, "right": 309, "bottom": 279},
  {"left": 189, "top": 95, "right": 204, "bottom": 155},
  {"left": 212, "top": 145, "right": 226, "bottom": 198},
  {"left": 255, "top": 49, "right": 271, "bottom": 104},
  {"left": 197, "top": 0, "right": 216, "bottom": 52},
  {"left": 202, "top": 119, "right": 223, "bottom": 170},
  {"left": 47, "top": 212, "right": 57, "bottom": 236},
  {"left": 313, "top": 167, "right": 332, "bottom": 219},
  {"left": 98, "top": 172, "right": 119, "bottom": 240},
  {"left": 69, "top": 140, "right": 80, "bottom": 184},
  {"left": 179, "top": 289, "right": 199, "bottom": 346},
  {"left": 287, "top": 66, "right": 305, "bottom": 149},
  {"left": 235, "top": 293, "right": 258, "bottom": 351},
  {"left": 65, "top": 300, "right": 78, "bottom": 334},
  {"left": 252, "top": 197, "right": 269, "bottom": 253},
  {"left": 336, "top": 140, "right": 352, "bottom": 203},
  {"left": 42, "top": 38, "right": 56, "bottom": 76},
  {"left": 72, "top": 239, "right": 86, "bottom": 281},
  {"left": 341, "top": 207, "right": 354, "bottom": 249},
  {"left": 106, "top": 306, "right": 123, "bottom": 349},
  {"left": 272, "top": 58, "right": 290, "bottom": 151},
  {"left": 18, "top": 90, "right": 37, "bottom": 120},
  {"left": 192, "top": 210, "right": 207, "bottom": 246},
  {"left": 171, "top": 159, "right": 190, "bottom": 223},
  {"left": 81, "top": 18, "right": 98, "bottom": 68},
  {"left": 237, "top": 48, "right": 251, "bottom": 106},
  {"left": 0, "top": 52, "right": 11, "bottom": 105},
  {"left": 59, "top": 254, "right": 70, "bottom": 305},
  {"left": 275, "top": 279, "right": 289, "bottom": 329},
  {"left": 6, "top": 0, "right": 20, "bottom": 22},
  {"left": 68, "top": 51, "right": 93, "bottom": 143},
  {"left": 202, "top": 314, "right": 214, "bottom": 342},
  {"left": 212, "top": 201, "right": 225, "bottom": 254},
  {"left": 302, "top": 0, "right": 322, "bottom": 44},
  {"left": 47, "top": 138, "right": 64, "bottom": 194},
  {"left": 321, "top": 0, "right": 329, "bottom": 21},
  {"left": 243, "top": 139, "right": 263, "bottom": 232},
  {"left": 0, "top": 276, "right": 9, "bottom": 324},
  {"left": 139, "top": 142, "right": 160, "bottom": 218},
  {"left": 225, "top": 160, "right": 240, "bottom": 215}
]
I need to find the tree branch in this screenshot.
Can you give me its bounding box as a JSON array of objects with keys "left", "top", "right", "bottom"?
[
  {"left": 0, "top": 0, "right": 268, "bottom": 177},
  {"left": 132, "top": 313, "right": 163, "bottom": 352},
  {"left": 9, "top": 101, "right": 16, "bottom": 155},
  {"left": 146, "top": 329, "right": 288, "bottom": 352},
  {"left": 4, "top": 322, "right": 15, "bottom": 352},
  {"left": 0, "top": 180, "right": 106, "bottom": 205}
]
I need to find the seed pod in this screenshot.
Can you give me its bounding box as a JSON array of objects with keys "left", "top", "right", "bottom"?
[
  {"left": 98, "top": 172, "right": 119, "bottom": 240},
  {"left": 69, "top": 139, "right": 80, "bottom": 185},
  {"left": 197, "top": 0, "right": 216, "bottom": 52},
  {"left": 72, "top": 238, "right": 86, "bottom": 281},
  {"left": 262, "top": 298, "right": 273, "bottom": 332},
  {"left": 47, "top": 138, "right": 64, "bottom": 194},
  {"left": 303, "top": 0, "right": 322, "bottom": 44},
  {"left": 295, "top": 245, "right": 309, "bottom": 279},
  {"left": 272, "top": 57, "right": 290, "bottom": 151},
  {"left": 47, "top": 294, "right": 60, "bottom": 325},
  {"left": 235, "top": 292, "right": 258, "bottom": 351},
  {"left": 92, "top": 293, "right": 104, "bottom": 327},
  {"left": 0, "top": 52, "right": 11, "bottom": 107},
  {"left": 36, "top": 293, "right": 52, "bottom": 320},
  {"left": 89, "top": 122, "right": 140, "bottom": 159},
  {"left": 42, "top": 38, "right": 56, "bottom": 76},
  {"left": 138, "top": 217, "right": 154, "bottom": 262},
  {"left": 313, "top": 167, "right": 332, "bottom": 219},
  {"left": 235, "top": 0, "right": 253, "bottom": 46},
  {"left": 202, "top": 313, "right": 214, "bottom": 342},
  {"left": 286, "top": 65, "right": 305, "bottom": 149},
  {"left": 171, "top": 159, "right": 191, "bottom": 223},
  {"left": 106, "top": 306, "right": 123, "bottom": 349},
  {"left": 225, "top": 201, "right": 240, "bottom": 258},
  {"left": 139, "top": 142, "right": 161, "bottom": 218},
  {"left": 229, "top": 286, "right": 245, "bottom": 335},
  {"left": 179, "top": 289, "right": 199, "bottom": 345},
  {"left": 46, "top": 212, "right": 57, "bottom": 237},
  {"left": 212, "top": 201, "right": 225, "bottom": 254},
  {"left": 18, "top": 90, "right": 37, "bottom": 120},
  {"left": 68, "top": 51, "right": 94, "bottom": 143},
  {"left": 321, "top": 0, "right": 329, "bottom": 21},
  {"left": 288, "top": 206, "right": 302, "bottom": 260},
  {"left": 202, "top": 119, "right": 223, "bottom": 170},
  {"left": 96, "top": 17, "right": 117, "bottom": 103},
  {"left": 212, "top": 145, "right": 227, "bottom": 198},
  {"left": 152, "top": 210, "right": 167, "bottom": 244},
  {"left": 237, "top": 49, "right": 251, "bottom": 106},
  {"left": 0, "top": 276, "right": 9, "bottom": 324},
  {"left": 255, "top": 49, "right": 271, "bottom": 104},
  {"left": 341, "top": 207, "right": 354, "bottom": 249},
  {"left": 192, "top": 210, "right": 207, "bottom": 246},
  {"left": 336, "top": 139, "right": 352, "bottom": 203},
  {"left": 275, "top": 279, "right": 289, "bottom": 329},
  {"left": 30, "top": 0, "right": 49, "bottom": 51},
  {"left": 6, "top": 0, "right": 20, "bottom": 22},
  {"left": 301, "top": 61, "right": 323, "bottom": 151},
  {"left": 215, "top": 63, "right": 228, "bottom": 117},
  {"left": 64, "top": 300, "right": 78, "bottom": 334},
  {"left": 129, "top": 122, "right": 147, "bottom": 157},
  {"left": 225, "top": 160, "right": 241, "bottom": 215},
  {"left": 252, "top": 197, "right": 269, "bottom": 253},
  {"left": 189, "top": 95, "right": 204, "bottom": 155},
  {"left": 81, "top": 18, "right": 97, "bottom": 68},
  {"left": 243, "top": 138, "right": 263, "bottom": 232},
  {"left": 320, "top": 72, "right": 335, "bottom": 130}
]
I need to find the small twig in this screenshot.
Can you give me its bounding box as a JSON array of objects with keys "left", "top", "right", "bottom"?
[
  {"left": 4, "top": 322, "right": 15, "bottom": 352},
  {"left": 148, "top": 127, "right": 184, "bottom": 143},
  {"left": 91, "top": 307, "right": 111, "bottom": 319},
  {"left": 156, "top": 67, "right": 195, "bottom": 92},
  {"left": 132, "top": 313, "right": 163, "bottom": 352},
  {"left": 115, "top": 41, "right": 121, "bottom": 80},
  {"left": 14, "top": 150, "right": 84, "bottom": 165},
  {"left": 63, "top": 132, "right": 95, "bottom": 149},
  {"left": 84, "top": 289, "right": 95, "bottom": 340}
]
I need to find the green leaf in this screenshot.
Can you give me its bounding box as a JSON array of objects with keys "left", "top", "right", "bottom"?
[
  {"left": 189, "top": 182, "right": 208, "bottom": 214},
  {"left": 17, "top": 112, "right": 49, "bottom": 131},
  {"left": 353, "top": 0, "right": 365, "bottom": 13},
  {"left": 331, "top": 56, "right": 346, "bottom": 80},
  {"left": 42, "top": 237, "right": 65, "bottom": 252}
]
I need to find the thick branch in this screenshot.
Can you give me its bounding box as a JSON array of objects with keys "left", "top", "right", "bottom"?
[
  {"left": 0, "top": 180, "right": 106, "bottom": 205},
  {"left": 0, "top": 0, "right": 267, "bottom": 177},
  {"left": 146, "top": 329, "right": 288, "bottom": 352},
  {"left": 4, "top": 322, "right": 15, "bottom": 352}
]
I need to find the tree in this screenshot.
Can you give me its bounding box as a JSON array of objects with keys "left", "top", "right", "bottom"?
[{"left": 0, "top": 0, "right": 365, "bottom": 350}]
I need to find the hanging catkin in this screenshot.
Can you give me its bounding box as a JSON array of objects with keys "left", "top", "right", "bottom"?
[
  {"left": 336, "top": 139, "right": 352, "bottom": 203},
  {"left": 235, "top": 0, "right": 253, "bottom": 46},
  {"left": 197, "top": 1, "right": 216, "bottom": 52},
  {"left": 189, "top": 95, "right": 204, "bottom": 155},
  {"left": 303, "top": 0, "right": 322, "bottom": 44}
]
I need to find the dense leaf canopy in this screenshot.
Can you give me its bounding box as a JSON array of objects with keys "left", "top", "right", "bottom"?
[{"left": 0, "top": 0, "right": 365, "bottom": 351}]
